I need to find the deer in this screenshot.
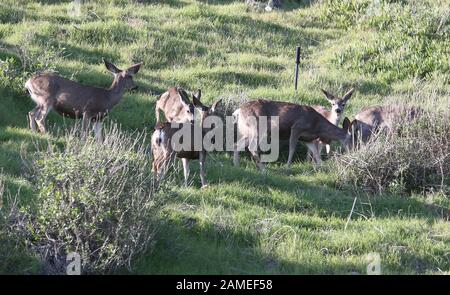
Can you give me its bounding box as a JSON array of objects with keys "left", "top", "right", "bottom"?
[
  {"left": 25, "top": 58, "right": 142, "bottom": 142},
  {"left": 311, "top": 88, "right": 354, "bottom": 160},
  {"left": 155, "top": 87, "right": 201, "bottom": 124},
  {"left": 151, "top": 96, "right": 221, "bottom": 188},
  {"left": 350, "top": 104, "right": 422, "bottom": 144},
  {"left": 233, "top": 99, "right": 353, "bottom": 170}
]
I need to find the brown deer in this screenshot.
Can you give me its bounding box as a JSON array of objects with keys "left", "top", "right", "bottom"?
[
  {"left": 25, "top": 58, "right": 142, "bottom": 141},
  {"left": 233, "top": 99, "right": 353, "bottom": 169},
  {"left": 155, "top": 87, "right": 201, "bottom": 124},
  {"left": 311, "top": 88, "right": 354, "bottom": 159},
  {"left": 151, "top": 97, "right": 221, "bottom": 188},
  {"left": 351, "top": 104, "right": 422, "bottom": 143}
]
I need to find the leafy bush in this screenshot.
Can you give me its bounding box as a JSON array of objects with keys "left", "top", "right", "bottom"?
[
  {"left": 8, "top": 125, "right": 164, "bottom": 274},
  {"left": 333, "top": 109, "right": 450, "bottom": 195},
  {"left": 0, "top": 41, "right": 66, "bottom": 95}
]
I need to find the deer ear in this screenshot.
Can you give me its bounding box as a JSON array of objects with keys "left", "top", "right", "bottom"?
[
  {"left": 342, "top": 117, "right": 351, "bottom": 131},
  {"left": 343, "top": 88, "right": 355, "bottom": 102},
  {"left": 192, "top": 94, "right": 204, "bottom": 109},
  {"left": 321, "top": 89, "right": 335, "bottom": 101},
  {"left": 103, "top": 58, "right": 121, "bottom": 74},
  {"left": 193, "top": 89, "right": 201, "bottom": 101},
  {"left": 127, "top": 62, "right": 142, "bottom": 75},
  {"left": 179, "top": 94, "right": 189, "bottom": 107},
  {"left": 211, "top": 99, "right": 222, "bottom": 113}
]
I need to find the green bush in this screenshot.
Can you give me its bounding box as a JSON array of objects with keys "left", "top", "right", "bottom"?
[
  {"left": 0, "top": 174, "right": 40, "bottom": 274},
  {"left": 8, "top": 125, "right": 164, "bottom": 274}
]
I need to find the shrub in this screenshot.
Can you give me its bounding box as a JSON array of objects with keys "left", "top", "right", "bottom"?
[
  {"left": 0, "top": 173, "right": 41, "bottom": 274},
  {"left": 8, "top": 125, "right": 164, "bottom": 274},
  {"left": 333, "top": 109, "right": 450, "bottom": 195}
]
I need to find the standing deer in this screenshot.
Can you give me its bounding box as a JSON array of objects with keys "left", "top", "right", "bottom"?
[
  {"left": 233, "top": 99, "right": 353, "bottom": 169},
  {"left": 155, "top": 87, "right": 201, "bottom": 124},
  {"left": 25, "top": 58, "right": 142, "bottom": 141},
  {"left": 351, "top": 104, "right": 422, "bottom": 143},
  {"left": 151, "top": 97, "right": 221, "bottom": 188},
  {"left": 311, "top": 88, "right": 354, "bottom": 160}
]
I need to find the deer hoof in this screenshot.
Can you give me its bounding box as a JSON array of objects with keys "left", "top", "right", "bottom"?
[{"left": 201, "top": 184, "right": 209, "bottom": 189}]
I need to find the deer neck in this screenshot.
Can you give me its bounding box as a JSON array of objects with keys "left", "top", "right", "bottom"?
[
  {"left": 328, "top": 111, "right": 341, "bottom": 126},
  {"left": 319, "top": 121, "right": 347, "bottom": 143},
  {"left": 107, "top": 75, "right": 127, "bottom": 107}
]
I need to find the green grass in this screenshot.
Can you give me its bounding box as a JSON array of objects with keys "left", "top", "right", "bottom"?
[{"left": 1, "top": 0, "right": 449, "bottom": 274}]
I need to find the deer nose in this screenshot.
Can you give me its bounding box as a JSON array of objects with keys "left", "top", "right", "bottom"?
[{"left": 336, "top": 109, "right": 342, "bottom": 114}]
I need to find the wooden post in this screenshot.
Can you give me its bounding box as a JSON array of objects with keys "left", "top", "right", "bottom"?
[{"left": 294, "top": 46, "right": 300, "bottom": 93}]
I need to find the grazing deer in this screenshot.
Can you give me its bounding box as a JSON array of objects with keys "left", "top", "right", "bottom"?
[
  {"left": 311, "top": 88, "right": 354, "bottom": 159},
  {"left": 155, "top": 87, "right": 201, "bottom": 124},
  {"left": 351, "top": 104, "right": 422, "bottom": 143},
  {"left": 25, "top": 58, "right": 142, "bottom": 141},
  {"left": 233, "top": 99, "right": 353, "bottom": 169},
  {"left": 151, "top": 97, "right": 221, "bottom": 188}
]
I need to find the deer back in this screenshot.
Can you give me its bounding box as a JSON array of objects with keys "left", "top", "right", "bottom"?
[{"left": 236, "top": 99, "right": 348, "bottom": 143}]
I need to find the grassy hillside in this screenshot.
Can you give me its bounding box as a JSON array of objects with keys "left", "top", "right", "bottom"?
[{"left": 0, "top": 0, "right": 449, "bottom": 274}]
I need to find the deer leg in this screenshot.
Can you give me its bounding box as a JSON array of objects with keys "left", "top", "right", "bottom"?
[
  {"left": 249, "top": 149, "right": 265, "bottom": 171},
  {"left": 317, "top": 142, "right": 324, "bottom": 158},
  {"left": 307, "top": 140, "right": 319, "bottom": 162},
  {"left": 307, "top": 149, "right": 313, "bottom": 162},
  {"left": 81, "top": 112, "right": 90, "bottom": 139},
  {"left": 181, "top": 158, "right": 190, "bottom": 187},
  {"left": 233, "top": 137, "right": 247, "bottom": 167},
  {"left": 93, "top": 120, "right": 103, "bottom": 143},
  {"left": 199, "top": 152, "right": 208, "bottom": 189},
  {"left": 325, "top": 144, "right": 331, "bottom": 155},
  {"left": 233, "top": 139, "right": 241, "bottom": 167},
  {"left": 233, "top": 146, "right": 240, "bottom": 167},
  {"left": 28, "top": 106, "right": 40, "bottom": 132},
  {"left": 305, "top": 142, "right": 322, "bottom": 165},
  {"left": 35, "top": 106, "right": 50, "bottom": 134},
  {"left": 155, "top": 106, "right": 161, "bottom": 124},
  {"left": 287, "top": 129, "right": 301, "bottom": 167}
]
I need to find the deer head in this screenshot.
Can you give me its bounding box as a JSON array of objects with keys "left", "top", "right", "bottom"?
[
  {"left": 103, "top": 58, "right": 142, "bottom": 91},
  {"left": 321, "top": 88, "right": 355, "bottom": 116},
  {"left": 192, "top": 90, "right": 222, "bottom": 123},
  {"left": 175, "top": 88, "right": 196, "bottom": 124}
]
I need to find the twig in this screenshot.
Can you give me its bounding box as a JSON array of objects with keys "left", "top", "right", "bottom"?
[{"left": 344, "top": 197, "right": 357, "bottom": 231}]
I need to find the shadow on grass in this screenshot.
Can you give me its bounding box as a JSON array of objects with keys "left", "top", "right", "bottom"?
[
  {"left": 132, "top": 210, "right": 366, "bottom": 274},
  {"left": 61, "top": 42, "right": 120, "bottom": 65},
  {"left": 132, "top": 153, "right": 448, "bottom": 274},
  {"left": 161, "top": 149, "right": 448, "bottom": 221}
]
